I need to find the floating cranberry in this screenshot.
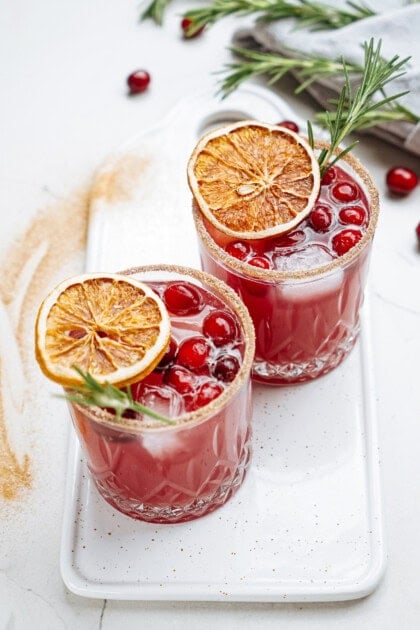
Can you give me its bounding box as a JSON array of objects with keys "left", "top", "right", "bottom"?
[
  {"left": 156, "top": 337, "right": 178, "bottom": 370},
  {"left": 332, "top": 229, "right": 363, "bottom": 256},
  {"left": 127, "top": 69, "right": 151, "bottom": 94},
  {"left": 177, "top": 336, "right": 211, "bottom": 371},
  {"left": 165, "top": 365, "right": 196, "bottom": 395},
  {"left": 225, "top": 240, "right": 251, "bottom": 260},
  {"left": 277, "top": 120, "right": 299, "bottom": 133},
  {"left": 214, "top": 355, "right": 240, "bottom": 383},
  {"left": 339, "top": 205, "right": 366, "bottom": 226},
  {"left": 248, "top": 255, "right": 271, "bottom": 269},
  {"left": 309, "top": 205, "right": 332, "bottom": 232},
  {"left": 163, "top": 282, "right": 203, "bottom": 315},
  {"left": 321, "top": 167, "right": 337, "bottom": 186},
  {"left": 273, "top": 230, "right": 305, "bottom": 249},
  {"left": 181, "top": 17, "right": 204, "bottom": 38},
  {"left": 331, "top": 181, "right": 359, "bottom": 202},
  {"left": 386, "top": 166, "right": 418, "bottom": 195},
  {"left": 203, "top": 310, "right": 237, "bottom": 347},
  {"left": 194, "top": 381, "right": 224, "bottom": 408}
]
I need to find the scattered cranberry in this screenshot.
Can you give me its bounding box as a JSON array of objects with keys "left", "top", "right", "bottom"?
[
  {"left": 156, "top": 337, "right": 178, "bottom": 370},
  {"left": 248, "top": 255, "right": 271, "bottom": 269},
  {"left": 321, "top": 167, "right": 337, "bottom": 186},
  {"left": 386, "top": 166, "right": 418, "bottom": 195},
  {"left": 331, "top": 181, "right": 360, "bottom": 202},
  {"left": 273, "top": 230, "right": 305, "bottom": 249},
  {"left": 225, "top": 240, "right": 251, "bottom": 260},
  {"left": 203, "top": 310, "right": 237, "bottom": 347},
  {"left": 177, "top": 336, "right": 211, "bottom": 371},
  {"left": 163, "top": 282, "right": 203, "bottom": 315},
  {"left": 332, "top": 229, "right": 363, "bottom": 256},
  {"left": 181, "top": 17, "right": 204, "bottom": 38},
  {"left": 339, "top": 205, "right": 366, "bottom": 226},
  {"left": 213, "top": 355, "right": 240, "bottom": 383},
  {"left": 309, "top": 205, "right": 332, "bottom": 232},
  {"left": 127, "top": 69, "right": 151, "bottom": 94},
  {"left": 194, "top": 381, "right": 224, "bottom": 408},
  {"left": 277, "top": 120, "right": 299, "bottom": 133},
  {"left": 165, "top": 365, "right": 196, "bottom": 395},
  {"left": 416, "top": 222, "right": 420, "bottom": 245}
]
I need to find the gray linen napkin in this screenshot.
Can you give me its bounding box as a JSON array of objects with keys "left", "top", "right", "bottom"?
[{"left": 232, "top": 0, "right": 420, "bottom": 156}]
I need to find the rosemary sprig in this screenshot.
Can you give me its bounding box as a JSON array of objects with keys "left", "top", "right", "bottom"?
[
  {"left": 61, "top": 367, "right": 175, "bottom": 425},
  {"left": 220, "top": 46, "right": 364, "bottom": 97},
  {"left": 182, "top": 0, "right": 375, "bottom": 36},
  {"left": 141, "top": 0, "right": 173, "bottom": 25},
  {"left": 310, "top": 38, "right": 411, "bottom": 174}
]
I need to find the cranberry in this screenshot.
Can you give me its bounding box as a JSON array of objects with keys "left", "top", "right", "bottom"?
[
  {"left": 181, "top": 17, "right": 204, "bottom": 38},
  {"left": 156, "top": 337, "right": 178, "bottom": 370},
  {"left": 248, "top": 255, "right": 271, "bottom": 269},
  {"left": 321, "top": 167, "right": 337, "bottom": 186},
  {"left": 213, "top": 355, "right": 240, "bottom": 383},
  {"left": 332, "top": 229, "right": 363, "bottom": 256},
  {"left": 225, "top": 240, "right": 251, "bottom": 260},
  {"left": 177, "top": 336, "right": 211, "bottom": 371},
  {"left": 339, "top": 205, "right": 366, "bottom": 226},
  {"left": 386, "top": 166, "right": 418, "bottom": 195},
  {"left": 416, "top": 222, "right": 420, "bottom": 246},
  {"left": 203, "top": 310, "right": 237, "bottom": 347},
  {"left": 277, "top": 120, "right": 299, "bottom": 133},
  {"left": 309, "top": 205, "right": 332, "bottom": 232},
  {"left": 273, "top": 230, "right": 305, "bottom": 248},
  {"left": 163, "top": 282, "right": 203, "bottom": 315},
  {"left": 165, "top": 365, "right": 196, "bottom": 395},
  {"left": 331, "top": 181, "right": 359, "bottom": 202},
  {"left": 194, "top": 381, "right": 224, "bottom": 409},
  {"left": 127, "top": 69, "right": 151, "bottom": 94}
]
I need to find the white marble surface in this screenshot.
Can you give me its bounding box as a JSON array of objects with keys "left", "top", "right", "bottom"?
[{"left": 1, "top": 1, "right": 419, "bottom": 628}]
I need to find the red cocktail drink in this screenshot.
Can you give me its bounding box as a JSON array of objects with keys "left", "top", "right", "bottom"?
[
  {"left": 193, "top": 151, "right": 379, "bottom": 384},
  {"left": 68, "top": 265, "right": 255, "bottom": 523}
]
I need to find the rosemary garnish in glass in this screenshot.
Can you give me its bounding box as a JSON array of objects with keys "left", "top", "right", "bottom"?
[{"left": 62, "top": 367, "right": 175, "bottom": 426}]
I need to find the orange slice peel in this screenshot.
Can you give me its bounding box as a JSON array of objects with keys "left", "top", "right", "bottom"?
[
  {"left": 35, "top": 272, "right": 171, "bottom": 388},
  {"left": 187, "top": 120, "right": 320, "bottom": 239}
]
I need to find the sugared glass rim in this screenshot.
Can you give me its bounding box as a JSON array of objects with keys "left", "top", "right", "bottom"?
[
  {"left": 193, "top": 144, "right": 380, "bottom": 282},
  {"left": 71, "top": 264, "right": 255, "bottom": 433}
]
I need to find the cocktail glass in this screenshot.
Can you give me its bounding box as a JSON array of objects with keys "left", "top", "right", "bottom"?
[
  {"left": 193, "top": 149, "right": 379, "bottom": 384},
  {"left": 67, "top": 265, "right": 255, "bottom": 523}
]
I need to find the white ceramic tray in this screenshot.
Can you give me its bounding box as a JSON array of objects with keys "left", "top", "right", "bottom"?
[{"left": 60, "top": 85, "right": 385, "bottom": 602}]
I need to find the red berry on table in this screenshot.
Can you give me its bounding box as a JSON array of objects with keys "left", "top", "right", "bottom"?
[
  {"left": 416, "top": 222, "right": 420, "bottom": 245},
  {"left": 339, "top": 205, "right": 366, "bottom": 226},
  {"left": 248, "top": 255, "right": 271, "bottom": 269},
  {"left": 309, "top": 205, "right": 332, "bottom": 232},
  {"left": 177, "top": 336, "right": 212, "bottom": 371},
  {"left": 181, "top": 17, "right": 204, "bottom": 38},
  {"left": 163, "top": 282, "right": 203, "bottom": 315},
  {"left": 331, "top": 181, "right": 360, "bottom": 202},
  {"left": 321, "top": 167, "right": 337, "bottom": 186},
  {"left": 127, "top": 69, "right": 150, "bottom": 94},
  {"left": 277, "top": 120, "right": 299, "bottom": 133},
  {"left": 386, "top": 166, "right": 418, "bottom": 195},
  {"left": 165, "top": 365, "right": 196, "bottom": 395},
  {"left": 213, "top": 355, "right": 240, "bottom": 383},
  {"left": 203, "top": 310, "right": 237, "bottom": 347},
  {"left": 225, "top": 240, "right": 251, "bottom": 260},
  {"left": 332, "top": 229, "right": 363, "bottom": 256}
]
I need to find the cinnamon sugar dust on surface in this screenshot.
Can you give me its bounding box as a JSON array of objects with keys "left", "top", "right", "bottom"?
[{"left": 0, "top": 188, "right": 90, "bottom": 502}]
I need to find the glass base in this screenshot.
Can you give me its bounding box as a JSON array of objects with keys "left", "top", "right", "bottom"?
[
  {"left": 252, "top": 327, "right": 360, "bottom": 385},
  {"left": 92, "top": 441, "right": 252, "bottom": 524}
]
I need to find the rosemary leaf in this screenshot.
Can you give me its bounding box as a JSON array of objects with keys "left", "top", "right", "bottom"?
[
  {"left": 141, "top": 0, "right": 173, "bottom": 25},
  {"left": 61, "top": 367, "right": 175, "bottom": 426}
]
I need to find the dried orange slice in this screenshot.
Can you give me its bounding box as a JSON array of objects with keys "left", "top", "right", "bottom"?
[
  {"left": 35, "top": 273, "right": 171, "bottom": 387},
  {"left": 187, "top": 120, "right": 320, "bottom": 239}
]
